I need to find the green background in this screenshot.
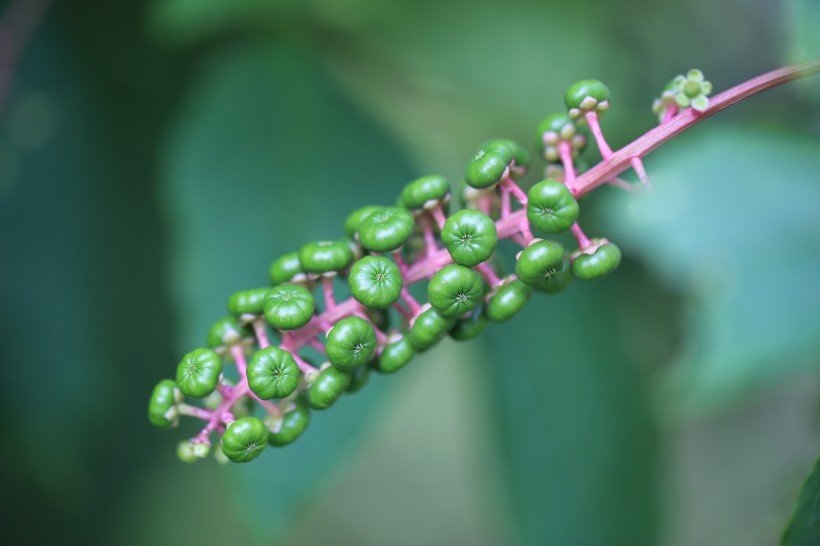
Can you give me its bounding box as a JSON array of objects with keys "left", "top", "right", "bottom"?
[{"left": 1, "top": 0, "right": 819, "bottom": 544}]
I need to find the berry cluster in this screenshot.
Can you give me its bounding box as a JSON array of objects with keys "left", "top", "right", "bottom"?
[{"left": 149, "top": 69, "right": 726, "bottom": 464}]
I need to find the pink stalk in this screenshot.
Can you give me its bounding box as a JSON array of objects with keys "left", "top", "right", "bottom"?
[
  {"left": 307, "top": 337, "right": 326, "bottom": 354},
  {"left": 322, "top": 276, "right": 336, "bottom": 312},
  {"left": 630, "top": 156, "right": 650, "bottom": 186},
  {"left": 393, "top": 301, "right": 412, "bottom": 321},
  {"left": 252, "top": 318, "right": 270, "bottom": 348},
  {"left": 661, "top": 103, "right": 677, "bottom": 124},
  {"left": 584, "top": 110, "right": 614, "bottom": 159},
  {"left": 177, "top": 404, "right": 212, "bottom": 421},
  {"left": 607, "top": 177, "right": 635, "bottom": 191},
  {"left": 501, "top": 177, "right": 528, "bottom": 205},
  {"left": 401, "top": 286, "right": 422, "bottom": 315},
  {"left": 558, "top": 141, "right": 577, "bottom": 182},
  {"left": 475, "top": 262, "right": 502, "bottom": 287},
  {"left": 478, "top": 194, "right": 495, "bottom": 216},
  {"left": 519, "top": 219, "right": 534, "bottom": 246},
  {"left": 392, "top": 250, "right": 408, "bottom": 275},
  {"left": 430, "top": 206, "right": 447, "bottom": 230},
  {"left": 230, "top": 345, "right": 247, "bottom": 377},
  {"left": 420, "top": 216, "right": 438, "bottom": 257},
  {"left": 499, "top": 183, "right": 511, "bottom": 218},
  {"left": 571, "top": 223, "right": 593, "bottom": 250}
]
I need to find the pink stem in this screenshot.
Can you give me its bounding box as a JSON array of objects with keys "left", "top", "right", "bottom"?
[
  {"left": 571, "top": 223, "right": 593, "bottom": 250},
  {"left": 307, "top": 337, "right": 326, "bottom": 354},
  {"left": 393, "top": 301, "right": 412, "bottom": 321},
  {"left": 558, "top": 141, "right": 577, "bottom": 183},
  {"left": 478, "top": 194, "right": 494, "bottom": 217},
  {"left": 322, "top": 276, "right": 336, "bottom": 312},
  {"left": 499, "top": 183, "right": 511, "bottom": 218},
  {"left": 177, "top": 404, "right": 212, "bottom": 421},
  {"left": 475, "top": 263, "right": 502, "bottom": 287},
  {"left": 420, "top": 216, "right": 438, "bottom": 258},
  {"left": 584, "top": 110, "right": 613, "bottom": 159},
  {"left": 430, "top": 206, "right": 447, "bottom": 230},
  {"left": 393, "top": 250, "right": 408, "bottom": 275},
  {"left": 519, "top": 219, "right": 534, "bottom": 246},
  {"left": 630, "top": 156, "right": 650, "bottom": 186},
  {"left": 291, "top": 351, "right": 318, "bottom": 375},
  {"left": 568, "top": 62, "right": 820, "bottom": 198},
  {"left": 252, "top": 318, "right": 270, "bottom": 348},
  {"left": 661, "top": 102, "right": 677, "bottom": 124},
  {"left": 230, "top": 345, "right": 247, "bottom": 378},
  {"left": 401, "top": 286, "right": 422, "bottom": 315},
  {"left": 501, "top": 177, "right": 528, "bottom": 205},
  {"left": 607, "top": 177, "right": 635, "bottom": 191}
]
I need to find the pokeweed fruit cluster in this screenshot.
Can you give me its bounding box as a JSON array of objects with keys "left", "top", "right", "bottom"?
[{"left": 148, "top": 64, "right": 818, "bottom": 464}]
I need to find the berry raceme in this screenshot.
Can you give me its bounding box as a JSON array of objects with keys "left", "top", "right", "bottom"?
[{"left": 148, "top": 64, "right": 820, "bottom": 464}]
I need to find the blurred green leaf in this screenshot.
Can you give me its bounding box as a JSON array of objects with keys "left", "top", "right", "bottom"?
[
  {"left": 602, "top": 127, "right": 820, "bottom": 416},
  {"left": 782, "top": 457, "right": 820, "bottom": 546},
  {"left": 481, "top": 272, "right": 665, "bottom": 546},
  {"left": 162, "top": 40, "right": 416, "bottom": 539}
]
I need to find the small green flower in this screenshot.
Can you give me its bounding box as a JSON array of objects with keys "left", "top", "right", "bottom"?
[{"left": 672, "top": 69, "right": 712, "bottom": 112}]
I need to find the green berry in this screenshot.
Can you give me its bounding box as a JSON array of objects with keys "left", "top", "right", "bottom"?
[
  {"left": 375, "top": 336, "right": 416, "bottom": 373},
  {"left": 308, "top": 366, "right": 352, "bottom": 410},
  {"left": 515, "top": 239, "right": 565, "bottom": 288},
  {"left": 221, "top": 417, "right": 269, "bottom": 463},
  {"left": 464, "top": 143, "right": 513, "bottom": 189},
  {"left": 358, "top": 207, "right": 415, "bottom": 253},
  {"left": 408, "top": 307, "right": 456, "bottom": 351},
  {"left": 571, "top": 240, "right": 622, "bottom": 280},
  {"left": 526, "top": 180, "right": 579, "bottom": 234},
  {"left": 263, "top": 284, "right": 316, "bottom": 331},
  {"left": 348, "top": 256, "right": 403, "bottom": 310},
  {"left": 483, "top": 139, "right": 530, "bottom": 178},
  {"left": 428, "top": 264, "right": 484, "bottom": 318},
  {"left": 269, "top": 252, "right": 305, "bottom": 285},
  {"left": 401, "top": 175, "right": 450, "bottom": 210},
  {"left": 227, "top": 288, "right": 270, "bottom": 317},
  {"left": 564, "top": 79, "right": 610, "bottom": 113},
  {"left": 486, "top": 280, "right": 532, "bottom": 322},
  {"left": 246, "top": 346, "right": 301, "bottom": 399},
  {"left": 148, "top": 379, "right": 179, "bottom": 428},
  {"left": 207, "top": 316, "right": 251, "bottom": 349},
  {"left": 299, "top": 240, "right": 354, "bottom": 274},
  {"left": 441, "top": 209, "right": 498, "bottom": 267},
  {"left": 449, "top": 308, "right": 489, "bottom": 341},
  {"left": 176, "top": 348, "right": 223, "bottom": 399},
  {"left": 344, "top": 205, "right": 382, "bottom": 238},
  {"left": 346, "top": 365, "right": 371, "bottom": 393},
  {"left": 269, "top": 397, "right": 311, "bottom": 447},
  {"left": 325, "top": 316, "right": 377, "bottom": 371}
]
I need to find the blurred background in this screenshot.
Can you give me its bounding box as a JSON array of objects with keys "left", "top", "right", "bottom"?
[{"left": 1, "top": 0, "right": 819, "bottom": 544}]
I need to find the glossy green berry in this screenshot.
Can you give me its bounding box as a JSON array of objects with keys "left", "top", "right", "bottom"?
[
  {"left": 345, "top": 205, "right": 382, "bottom": 238},
  {"left": 246, "top": 346, "right": 300, "bottom": 399},
  {"left": 487, "top": 280, "right": 532, "bottom": 322},
  {"left": 346, "top": 365, "right": 371, "bottom": 393},
  {"left": 428, "top": 264, "right": 484, "bottom": 318},
  {"left": 299, "top": 240, "right": 354, "bottom": 274},
  {"left": 227, "top": 288, "right": 270, "bottom": 317},
  {"left": 308, "top": 366, "right": 352, "bottom": 410},
  {"left": 148, "top": 379, "right": 179, "bottom": 428},
  {"left": 527, "top": 180, "right": 579, "bottom": 234},
  {"left": 269, "top": 397, "right": 311, "bottom": 447},
  {"left": 375, "top": 336, "right": 416, "bottom": 373},
  {"left": 176, "top": 348, "right": 223, "bottom": 398},
  {"left": 441, "top": 209, "right": 498, "bottom": 267},
  {"left": 207, "top": 316, "right": 251, "bottom": 349},
  {"left": 401, "top": 175, "right": 450, "bottom": 210},
  {"left": 325, "top": 316, "right": 377, "bottom": 371},
  {"left": 537, "top": 113, "right": 586, "bottom": 162},
  {"left": 221, "top": 417, "right": 269, "bottom": 463},
  {"left": 409, "top": 307, "right": 457, "bottom": 351},
  {"left": 348, "top": 256, "right": 403, "bottom": 310},
  {"left": 269, "top": 252, "right": 305, "bottom": 285},
  {"left": 263, "top": 284, "right": 316, "bottom": 330},
  {"left": 483, "top": 139, "right": 530, "bottom": 178},
  {"left": 515, "top": 239, "right": 565, "bottom": 288},
  {"left": 571, "top": 240, "right": 622, "bottom": 280},
  {"left": 464, "top": 142, "right": 513, "bottom": 189},
  {"left": 449, "top": 308, "right": 489, "bottom": 341},
  {"left": 177, "top": 440, "right": 210, "bottom": 463},
  {"left": 535, "top": 262, "right": 573, "bottom": 294},
  {"left": 565, "top": 79, "right": 610, "bottom": 116},
  {"left": 358, "top": 207, "right": 415, "bottom": 253}
]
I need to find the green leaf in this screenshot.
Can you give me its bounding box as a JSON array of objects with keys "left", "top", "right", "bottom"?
[
  {"left": 782, "top": 458, "right": 820, "bottom": 546},
  {"left": 481, "top": 272, "right": 665, "bottom": 546},
  {"left": 602, "top": 127, "right": 820, "bottom": 416},
  {"left": 162, "top": 40, "right": 415, "bottom": 539}
]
